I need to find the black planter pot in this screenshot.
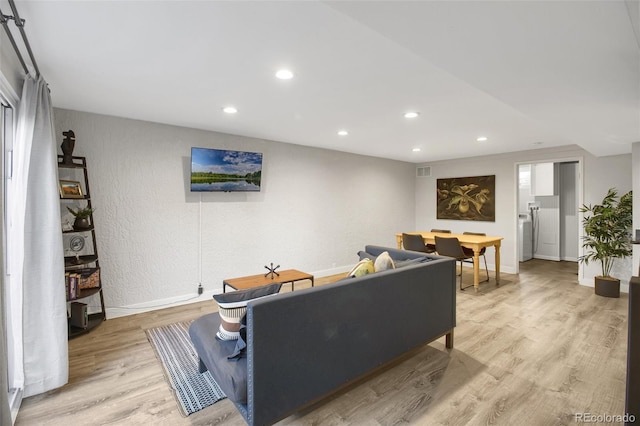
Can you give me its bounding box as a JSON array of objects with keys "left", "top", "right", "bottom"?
[
  {"left": 73, "top": 217, "right": 91, "bottom": 231},
  {"left": 595, "top": 276, "right": 620, "bottom": 298}
]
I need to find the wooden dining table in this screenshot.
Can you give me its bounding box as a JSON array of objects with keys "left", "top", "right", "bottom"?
[{"left": 396, "top": 231, "right": 504, "bottom": 291}]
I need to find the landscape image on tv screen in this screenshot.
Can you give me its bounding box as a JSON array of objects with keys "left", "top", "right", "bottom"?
[{"left": 191, "top": 147, "right": 263, "bottom": 192}]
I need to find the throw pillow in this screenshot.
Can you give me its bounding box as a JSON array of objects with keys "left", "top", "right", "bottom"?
[
  {"left": 213, "top": 282, "right": 282, "bottom": 340},
  {"left": 347, "top": 258, "right": 375, "bottom": 278},
  {"left": 374, "top": 251, "right": 395, "bottom": 272}
]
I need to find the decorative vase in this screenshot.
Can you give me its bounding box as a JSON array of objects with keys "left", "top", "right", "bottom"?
[
  {"left": 595, "top": 276, "right": 620, "bottom": 298},
  {"left": 73, "top": 217, "right": 90, "bottom": 230}
]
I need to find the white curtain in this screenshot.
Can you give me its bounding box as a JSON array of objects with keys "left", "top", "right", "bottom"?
[{"left": 8, "top": 75, "right": 67, "bottom": 398}]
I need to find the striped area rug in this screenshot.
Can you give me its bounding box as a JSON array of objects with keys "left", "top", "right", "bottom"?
[{"left": 145, "top": 321, "right": 226, "bottom": 416}]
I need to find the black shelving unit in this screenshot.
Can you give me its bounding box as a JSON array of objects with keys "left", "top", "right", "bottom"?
[{"left": 58, "top": 155, "right": 106, "bottom": 338}]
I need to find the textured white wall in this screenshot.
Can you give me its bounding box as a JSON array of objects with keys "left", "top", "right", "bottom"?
[
  {"left": 415, "top": 145, "right": 632, "bottom": 289},
  {"left": 53, "top": 108, "right": 416, "bottom": 317}
]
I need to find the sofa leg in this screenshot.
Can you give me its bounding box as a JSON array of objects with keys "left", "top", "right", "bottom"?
[
  {"left": 198, "top": 358, "right": 208, "bottom": 374},
  {"left": 445, "top": 330, "right": 454, "bottom": 349}
]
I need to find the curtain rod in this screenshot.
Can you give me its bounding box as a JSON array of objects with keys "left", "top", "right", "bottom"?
[{"left": 0, "top": 0, "right": 40, "bottom": 78}]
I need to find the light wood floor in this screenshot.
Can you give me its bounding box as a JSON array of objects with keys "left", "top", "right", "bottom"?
[{"left": 15, "top": 260, "right": 629, "bottom": 425}]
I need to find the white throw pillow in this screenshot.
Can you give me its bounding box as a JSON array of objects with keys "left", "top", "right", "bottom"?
[{"left": 374, "top": 251, "right": 395, "bottom": 272}]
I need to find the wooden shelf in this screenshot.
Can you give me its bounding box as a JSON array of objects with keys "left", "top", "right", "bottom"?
[
  {"left": 67, "top": 286, "right": 102, "bottom": 302},
  {"left": 63, "top": 226, "right": 94, "bottom": 234},
  {"left": 57, "top": 156, "right": 87, "bottom": 169},
  {"left": 60, "top": 196, "right": 90, "bottom": 201},
  {"left": 60, "top": 153, "right": 105, "bottom": 340},
  {"left": 68, "top": 312, "right": 105, "bottom": 339},
  {"left": 65, "top": 255, "right": 98, "bottom": 267}
]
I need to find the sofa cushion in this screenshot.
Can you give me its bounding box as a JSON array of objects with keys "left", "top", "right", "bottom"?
[
  {"left": 188, "top": 313, "right": 248, "bottom": 403},
  {"left": 213, "top": 283, "right": 282, "bottom": 340},
  {"left": 347, "top": 258, "right": 375, "bottom": 277},
  {"left": 395, "top": 256, "right": 431, "bottom": 268},
  {"left": 357, "top": 250, "right": 377, "bottom": 261},
  {"left": 374, "top": 251, "right": 395, "bottom": 272}
]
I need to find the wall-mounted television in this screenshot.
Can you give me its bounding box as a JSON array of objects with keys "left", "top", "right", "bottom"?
[{"left": 190, "top": 147, "right": 263, "bottom": 192}]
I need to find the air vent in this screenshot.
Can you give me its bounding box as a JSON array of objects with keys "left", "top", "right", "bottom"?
[{"left": 416, "top": 166, "right": 431, "bottom": 177}]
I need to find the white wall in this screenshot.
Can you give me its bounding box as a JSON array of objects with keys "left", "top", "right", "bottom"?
[
  {"left": 53, "top": 108, "right": 416, "bottom": 317},
  {"left": 582, "top": 152, "right": 633, "bottom": 289},
  {"left": 415, "top": 145, "right": 632, "bottom": 290}
]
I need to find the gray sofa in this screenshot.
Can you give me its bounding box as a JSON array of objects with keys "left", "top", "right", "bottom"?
[{"left": 189, "top": 245, "right": 456, "bottom": 425}]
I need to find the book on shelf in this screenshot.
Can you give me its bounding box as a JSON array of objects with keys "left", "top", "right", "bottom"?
[{"left": 65, "top": 272, "right": 80, "bottom": 300}]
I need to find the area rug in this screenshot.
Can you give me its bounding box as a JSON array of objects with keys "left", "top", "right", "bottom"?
[{"left": 145, "top": 321, "right": 226, "bottom": 416}]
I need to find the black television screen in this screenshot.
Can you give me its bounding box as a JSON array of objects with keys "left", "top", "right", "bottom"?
[{"left": 190, "top": 147, "right": 263, "bottom": 192}]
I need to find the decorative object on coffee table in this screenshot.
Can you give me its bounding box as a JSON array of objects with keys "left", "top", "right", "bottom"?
[
  {"left": 264, "top": 262, "right": 280, "bottom": 279},
  {"left": 60, "top": 130, "right": 76, "bottom": 165}
]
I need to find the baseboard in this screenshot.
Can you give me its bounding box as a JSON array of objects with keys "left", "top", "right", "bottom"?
[
  {"left": 106, "top": 289, "right": 222, "bottom": 319},
  {"left": 312, "top": 265, "right": 351, "bottom": 277},
  {"left": 579, "top": 277, "right": 630, "bottom": 294},
  {"left": 107, "top": 264, "right": 353, "bottom": 319},
  {"left": 533, "top": 254, "right": 561, "bottom": 261}
]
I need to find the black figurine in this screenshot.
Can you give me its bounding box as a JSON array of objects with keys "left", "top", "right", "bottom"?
[
  {"left": 61, "top": 130, "right": 76, "bottom": 164},
  {"left": 264, "top": 263, "right": 280, "bottom": 279}
]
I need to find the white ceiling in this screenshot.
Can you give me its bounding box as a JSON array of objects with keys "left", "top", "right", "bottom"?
[{"left": 10, "top": 0, "right": 640, "bottom": 163}]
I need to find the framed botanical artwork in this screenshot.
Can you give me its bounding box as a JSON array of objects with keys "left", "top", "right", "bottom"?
[
  {"left": 59, "top": 180, "right": 84, "bottom": 199},
  {"left": 436, "top": 175, "right": 495, "bottom": 221}
]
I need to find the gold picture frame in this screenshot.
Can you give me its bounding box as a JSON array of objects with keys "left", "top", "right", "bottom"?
[
  {"left": 59, "top": 180, "right": 84, "bottom": 199},
  {"left": 436, "top": 175, "right": 495, "bottom": 221}
]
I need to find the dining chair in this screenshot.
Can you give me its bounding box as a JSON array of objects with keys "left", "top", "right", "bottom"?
[
  {"left": 427, "top": 229, "right": 451, "bottom": 253},
  {"left": 434, "top": 235, "right": 474, "bottom": 290},
  {"left": 402, "top": 232, "right": 435, "bottom": 254},
  {"left": 462, "top": 232, "right": 489, "bottom": 282},
  {"left": 402, "top": 232, "right": 435, "bottom": 253}
]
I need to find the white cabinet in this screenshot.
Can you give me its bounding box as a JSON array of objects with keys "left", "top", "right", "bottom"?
[{"left": 532, "top": 162, "right": 556, "bottom": 196}]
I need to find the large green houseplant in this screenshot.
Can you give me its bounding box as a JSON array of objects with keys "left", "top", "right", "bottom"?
[{"left": 579, "top": 188, "right": 633, "bottom": 298}]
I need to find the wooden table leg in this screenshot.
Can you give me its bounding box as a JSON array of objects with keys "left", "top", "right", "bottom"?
[
  {"left": 473, "top": 249, "right": 481, "bottom": 291},
  {"left": 495, "top": 241, "right": 501, "bottom": 285}
]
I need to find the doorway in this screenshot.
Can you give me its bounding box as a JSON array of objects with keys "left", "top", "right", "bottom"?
[{"left": 517, "top": 160, "right": 581, "bottom": 269}]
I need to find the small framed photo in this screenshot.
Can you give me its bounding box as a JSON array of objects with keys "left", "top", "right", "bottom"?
[{"left": 59, "top": 180, "right": 83, "bottom": 199}]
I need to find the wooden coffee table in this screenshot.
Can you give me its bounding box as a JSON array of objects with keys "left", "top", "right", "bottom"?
[{"left": 223, "top": 269, "right": 315, "bottom": 293}]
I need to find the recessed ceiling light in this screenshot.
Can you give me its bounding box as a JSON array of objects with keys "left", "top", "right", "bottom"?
[
  {"left": 222, "top": 106, "right": 237, "bottom": 114},
  {"left": 404, "top": 112, "right": 420, "bottom": 119},
  {"left": 275, "top": 69, "right": 294, "bottom": 80},
  {"left": 412, "top": 148, "right": 421, "bottom": 152},
  {"left": 337, "top": 130, "right": 349, "bottom": 136},
  {"left": 476, "top": 136, "right": 488, "bottom": 142}
]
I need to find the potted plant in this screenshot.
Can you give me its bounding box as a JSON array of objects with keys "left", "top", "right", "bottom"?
[
  {"left": 67, "top": 206, "right": 95, "bottom": 230},
  {"left": 579, "top": 188, "right": 633, "bottom": 298}
]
